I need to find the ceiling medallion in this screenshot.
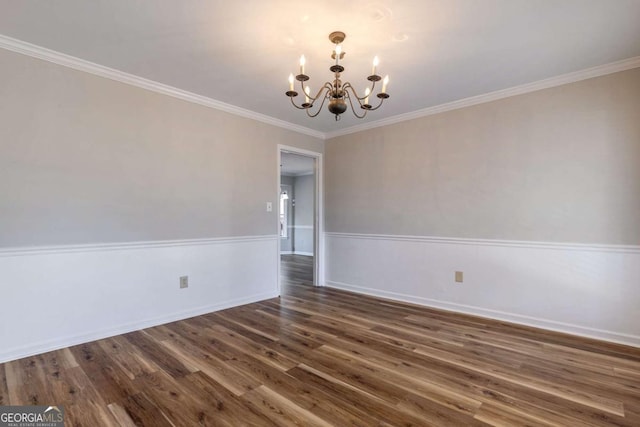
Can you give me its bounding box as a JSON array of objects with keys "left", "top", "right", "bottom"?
[{"left": 285, "top": 31, "right": 390, "bottom": 121}]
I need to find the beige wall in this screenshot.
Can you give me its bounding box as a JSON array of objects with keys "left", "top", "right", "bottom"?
[
  {"left": 0, "top": 48, "right": 323, "bottom": 247},
  {"left": 325, "top": 68, "right": 640, "bottom": 245}
]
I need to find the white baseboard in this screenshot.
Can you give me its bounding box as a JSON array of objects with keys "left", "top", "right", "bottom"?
[
  {"left": 293, "top": 251, "right": 314, "bottom": 257},
  {"left": 326, "top": 233, "right": 640, "bottom": 348},
  {"left": 0, "top": 235, "right": 279, "bottom": 363},
  {"left": 0, "top": 291, "right": 278, "bottom": 364},
  {"left": 280, "top": 251, "right": 313, "bottom": 256},
  {"left": 326, "top": 280, "right": 640, "bottom": 348}
]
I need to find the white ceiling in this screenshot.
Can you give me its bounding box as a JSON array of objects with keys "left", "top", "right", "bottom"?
[{"left": 1, "top": 1, "right": 639, "bottom": 135}]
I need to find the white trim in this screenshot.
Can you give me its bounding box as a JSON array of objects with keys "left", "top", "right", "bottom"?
[
  {"left": 0, "top": 34, "right": 323, "bottom": 140},
  {"left": 325, "top": 232, "right": 640, "bottom": 254},
  {"left": 0, "top": 290, "right": 278, "bottom": 364},
  {"left": 326, "top": 280, "right": 640, "bottom": 348},
  {"left": 279, "top": 146, "right": 325, "bottom": 158},
  {"left": 277, "top": 151, "right": 283, "bottom": 295},
  {"left": 277, "top": 145, "right": 324, "bottom": 287},
  {"left": 325, "top": 56, "right": 640, "bottom": 139},
  {"left": 281, "top": 171, "right": 315, "bottom": 177},
  {"left": 3, "top": 34, "right": 639, "bottom": 141},
  {"left": 279, "top": 251, "right": 313, "bottom": 256},
  {"left": 292, "top": 225, "right": 314, "bottom": 230},
  {"left": 0, "top": 235, "right": 278, "bottom": 257}
]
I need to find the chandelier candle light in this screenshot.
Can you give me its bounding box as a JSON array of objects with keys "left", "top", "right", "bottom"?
[{"left": 285, "top": 31, "right": 390, "bottom": 121}]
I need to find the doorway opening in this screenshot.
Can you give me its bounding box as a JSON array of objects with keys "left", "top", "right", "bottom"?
[{"left": 277, "top": 146, "right": 323, "bottom": 292}]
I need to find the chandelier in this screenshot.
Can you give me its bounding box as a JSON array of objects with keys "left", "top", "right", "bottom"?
[{"left": 285, "top": 31, "right": 389, "bottom": 121}]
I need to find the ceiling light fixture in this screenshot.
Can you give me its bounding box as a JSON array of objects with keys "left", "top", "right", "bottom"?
[{"left": 285, "top": 31, "right": 389, "bottom": 121}]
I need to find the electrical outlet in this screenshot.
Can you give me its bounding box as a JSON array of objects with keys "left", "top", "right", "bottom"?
[
  {"left": 180, "top": 276, "right": 189, "bottom": 289},
  {"left": 455, "top": 271, "right": 463, "bottom": 283}
]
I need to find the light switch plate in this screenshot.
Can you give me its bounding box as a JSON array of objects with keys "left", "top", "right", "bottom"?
[{"left": 266, "top": 202, "right": 273, "bottom": 212}]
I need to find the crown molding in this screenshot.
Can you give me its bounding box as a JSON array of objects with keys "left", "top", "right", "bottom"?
[
  {"left": 0, "top": 34, "right": 324, "bottom": 140},
  {"left": 325, "top": 55, "right": 640, "bottom": 139},
  {"left": 3, "top": 34, "right": 639, "bottom": 142}
]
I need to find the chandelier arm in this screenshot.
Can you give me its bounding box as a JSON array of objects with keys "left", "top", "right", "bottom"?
[
  {"left": 299, "top": 80, "right": 333, "bottom": 102},
  {"left": 343, "top": 81, "right": 377, "bottom": 101},
  {"left": 343, "top": 84, "right": 365, "bottom": 109},
  {"left": 289, "top": 96, "right": 309, "bottom": 110},
  {"left": 365, "top": 96, "right": 387, "bottom": 111},
  {"left": 342, "top": 82, "right": 360, "bottom": 100},
  {"left": 298, "top": 79, "right": 311, "bottom": 100},
  {"left": 306, "top": 91, "right": 330, "bottom": 117},
  {"left": 344, "top": 91, "right": 368, "bottom": 119},
  {"left": 314, "top": 83, "right": 333, "bottom": 101},
  {"left": 341, "top": 82, "right": 356, "bottom": 98}
]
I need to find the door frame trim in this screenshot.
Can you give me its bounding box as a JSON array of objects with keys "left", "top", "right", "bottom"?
[{"left": 277, "top": 145, "right": 324, "bottom": 291}]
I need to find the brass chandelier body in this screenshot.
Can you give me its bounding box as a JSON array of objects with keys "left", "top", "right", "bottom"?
[{"left": 286, "top": 31, "right": 389, "bottom": 121}]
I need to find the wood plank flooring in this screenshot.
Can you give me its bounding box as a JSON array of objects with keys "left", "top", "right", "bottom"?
[
  {"left": 280, "top": 254, "right": 313, "bottom": 287},
  {"left": 1, "top": 256, "right": 639, "bottom": 426}
]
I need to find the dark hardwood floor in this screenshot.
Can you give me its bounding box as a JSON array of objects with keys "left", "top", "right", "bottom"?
[
  {"left": 1, "top": 257, "right": 639, "bottom": 426},
  {"left": 280, "top": 254, "right": 313, "bottom": 288}
]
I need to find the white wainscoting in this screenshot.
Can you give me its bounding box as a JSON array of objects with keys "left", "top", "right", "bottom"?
[
  {"left": 0, "top": 235, "right": 279, "bottom": 363},
  {"left": 280, "top": 251, "right": 314, "bottom": 256},
  {"left": 326, "top": 232, "right": 640, "bottom": 347}
]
